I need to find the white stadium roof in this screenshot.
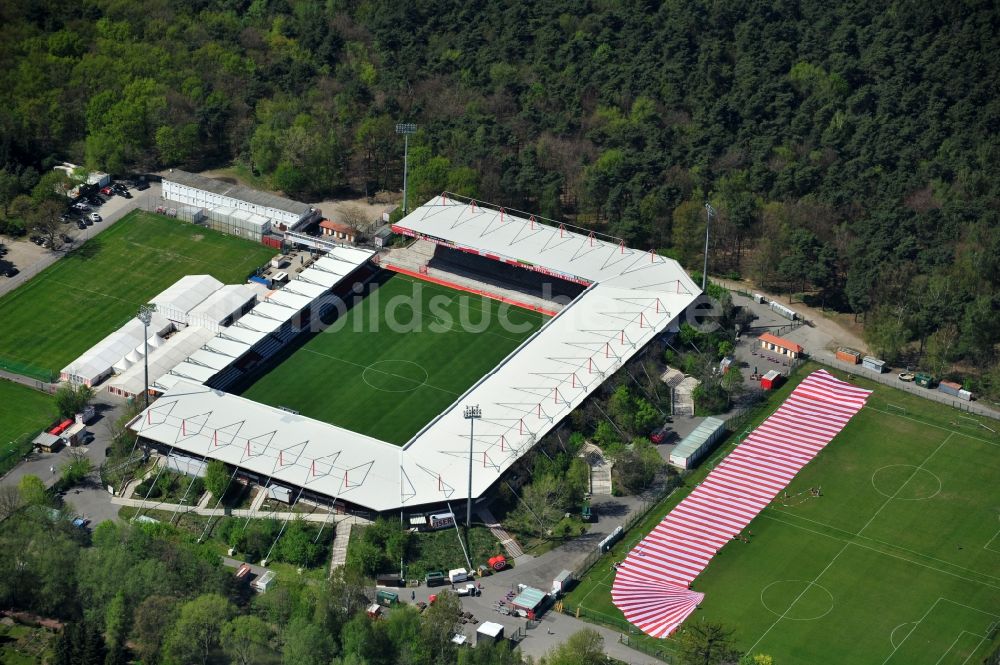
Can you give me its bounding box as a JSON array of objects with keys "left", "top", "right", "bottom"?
[
  {"left": 151, "top": 275, "right": 223, "bottom": 321},
  {"left": 133, "top": 195, "right": 700, "bottom": 512},
  {"left": 62, "top": 314, "right": 171, "bottom": 385},
  {"left": 187, "top": 284, "right": 257, "bottom": 327}
]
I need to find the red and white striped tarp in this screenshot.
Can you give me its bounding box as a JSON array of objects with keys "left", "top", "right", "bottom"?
[{"left": 611, "top": 370, "right": 871, "bottom": 638}]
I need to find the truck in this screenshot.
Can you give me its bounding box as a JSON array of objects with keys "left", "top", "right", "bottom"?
[{"left": 448, "top": 568, "right": 469, "bottom": 584}]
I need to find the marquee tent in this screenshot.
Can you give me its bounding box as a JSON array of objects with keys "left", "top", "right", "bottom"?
[{"left": 611, "top": 370, "right": 871, "bottom": 638}]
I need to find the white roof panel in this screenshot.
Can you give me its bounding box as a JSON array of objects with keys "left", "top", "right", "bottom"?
[
  {"left": 188, "top": 284, "right": 256, "bottom": 325},
  {"left": 134, "top": 196, "right": 699, "bottom": 512}
]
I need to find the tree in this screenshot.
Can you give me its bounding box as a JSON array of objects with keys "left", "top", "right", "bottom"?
[
  {"left": 420, "top": 591, "right": 462, "bottom": 664},
  {"left": 30, "top": 199, "right": 65, "bottom": 249},
  {"left": 60, "top": 451, "right": 93, "bottom": 487},
  {"left": 334, "top": 203, "right": 373, "bottom": 236},
  {"left": 0, "top": 485, "right": 23, "bottom": 520},
  {"left": 18, "top": 474, "right": 48, "bottom": 507},
  {"left": 677, "top": 621, "right": 740, "bottom": 665},
  {"left": 163, "top": 594, "right": 235, "bottom": 665},
  {"left": 54, "top": 383, "right": 95, "bottom": 419},
  {"left": 222, "top": 615, "right": 272, "bottom": 665},
  {"left": 281, "top": 616, "right": 333, "bottom": 665},
  {"left": 539, "top": 629, "right": 606, "bottom": 665},
  {"left": 204, "top": 460, "right": 229, "bottom": 500}
]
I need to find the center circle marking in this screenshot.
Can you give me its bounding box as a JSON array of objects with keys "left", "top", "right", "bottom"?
[
  {"left": 760, "top": 580, "right": 835, "bottom": 621},
  {"left": 361, "top": 360, "right": 428, "bottom": 393},
  {"left": 871, "top": 465, "right": 942, "bottom": 500}
]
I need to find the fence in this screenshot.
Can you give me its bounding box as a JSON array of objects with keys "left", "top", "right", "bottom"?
[
  {"left": 0, "top": 357, "right": 57, "bottom": 384},
  {"left": 824, "top": 357, "right": 1000, "bottom": 421}
]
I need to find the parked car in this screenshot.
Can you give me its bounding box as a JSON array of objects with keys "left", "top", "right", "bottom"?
[
  {"left": 88, "top": 213, "right": 102, "bottom": 222},
  {"left": 84, "top": 217, "right": 93, "bottom": 226},
  {"left": 76, "top": 221, "right": 87, "bottom": 230},
  {"left": 4, "top": 267, "right": 19, "bottom": 277},
  {"left": 135, "top": 181, "right": 150, "bottom": 191},
  {"left": 60, "top": 234, "right": 73, "bottom": 243},
  {"left": 72, "top": 202, "right": 90, "bottom": 212},
  {"left": 121, "top": 190, "right": 133, "bottom": 199},
  {"left": 100, "top": 186, "right": 114, "bottom": 196}
]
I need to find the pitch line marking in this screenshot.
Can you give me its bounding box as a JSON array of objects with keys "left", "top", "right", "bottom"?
[
  {"left": 759, "top": 580, "right": 835, "bottom": 621},
  {"left": 857, "top": 432, "right": 953, "bottom": 537},
  {"left": 302, "top": 349, "right": 459, "bottom": 397},
  {"left": 960, "top": 636, "right": 988, "bottom": 665},
  {"left": 746, "top": 542, "right": 849, "bottom": 655},
  {"left": 889, "top": 622, "right": 917, "bottom": 649},
  {"left": 881, "top": 597, "right": 941, "bottom": 664},
  {"left": 761, "top": 514, "right": 1000, "bottom": 591},
  {"left": 768, "top": 509, "right": 1000, "bottom": 583},
  {"left": 865, "top": 406, "right": 999, "bottom": 447},
  {"left": 871, "top": 464, "right": 942, "bottom": 501}
]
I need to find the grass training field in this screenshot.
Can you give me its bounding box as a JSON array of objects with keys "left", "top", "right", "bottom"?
[
  {"left": 241, "top": 273, "right": 548, "bottom": 445},
  {"left": 0, "top": 210, "right": 275, "bottom": 377},
  {"left": 0, "top": 380, "right": 56, "bottom": 476},
  {"left": 565, "top": 365, "right": 1000, "bottom": 664}
]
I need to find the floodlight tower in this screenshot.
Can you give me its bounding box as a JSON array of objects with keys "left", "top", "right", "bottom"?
[
  {"left": 396, "top": 123, "right": 417, "bottom": 215},
  {"left": 463, "top": 404, "right": 481, "bottom": 528},
  {"left": 702, "top": 203, "right": 715, "bottom": 292},
  {"left": 137, "top": 305, "right": 157, "bottom": 407}
]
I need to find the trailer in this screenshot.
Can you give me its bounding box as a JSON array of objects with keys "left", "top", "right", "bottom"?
[
  {"left": 769, "top": 301, "right": 797, "bottom": 320},
  {"left": 937, "top": 381, "right": 971, "bottom": 400},
  {"left": 761, "top": 369, "right": 783, "bottom": 390},
  {"left": 836, "top": 348, "right": 861, "bottom": 364},
  {"left": 862, "top": 356, "right": 887, "bottom": 373}
]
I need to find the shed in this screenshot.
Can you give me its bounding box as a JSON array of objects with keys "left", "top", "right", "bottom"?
[
  {"left": 836, "top": 348, "right": 861, "bottom": 364},
  {"left": 510, "top": 586, "right": 547, "bottom": 619},
  {"left": 373, "top": 225, "right": 393, "bottom": 248},
  {"left": 251, "top": 570, "right": 276, "bottom": 593},
  {"left": 668, "top": 417, "right": 727, "bottom": 470},
  {"left": 761, "top": 369, "right": 783, "bottom": 390},
  {"left": 268, "top": 485, "right": 292, "bottom": 503},
  {"left": 319, "top": 219, "right": 357, "bottom": 244},
  {"left": 476, "top": 622, "right": 504, "bottom": 646},
  {"left": 32, "top": 432, "right": 64, "bottom": 453},
  {"left": 862, "top": 356, "right": 886, "bottom": 373},
  {"left": 759, "top": 332, "right": 803, "bottom": 358}
]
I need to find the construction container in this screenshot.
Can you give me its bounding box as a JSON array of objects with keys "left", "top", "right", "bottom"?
[
  {"left": 770, "top": 301, "right": 797, "bottom": 320},
  {"left": 836, "top": 348, "right": 861, "bottom": 364},
  {"left": 761, "top": 369, "right": 783, "bottom": 390},
  {"left": 753, "top": 293, "right": 766, "bottom": 304},
  {"left": 862, "top": 356, "right": 886, "bottom": 373},
  {"left": 937, "top": 381, "right": 963, "bottom": 398}
]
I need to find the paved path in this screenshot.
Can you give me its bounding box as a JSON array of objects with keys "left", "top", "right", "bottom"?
[
  {"left": 0, "top": 183, "right": 161, "bottom": 298},
  {"left": 329, "top": 521, "right": 352, "bottom": 572},
  {"left": 478, "top": 506, "right": 525, "bottom": 559}
]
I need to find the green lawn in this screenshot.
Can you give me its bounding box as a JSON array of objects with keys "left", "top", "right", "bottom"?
[
  {"left": 241, "top": 273, "right": 548, "bottom": 444},
  {"left": 0, "top": 380, "right": 57, "bottom": 476},
  {"left": 0, "top": 210, "right": 276, "bottom": 376},
  {"left": 565, "top": 364, "right": 1000, "bottom": 664}
]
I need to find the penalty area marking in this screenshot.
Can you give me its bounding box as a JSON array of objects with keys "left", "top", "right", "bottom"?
[{"left": 890, "top": 622, "right": 917, "bottom": 649}]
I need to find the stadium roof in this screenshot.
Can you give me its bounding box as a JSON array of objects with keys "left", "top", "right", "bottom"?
[
  {"left": 165, "top": 170, "right": 312, "bottom": 218},
  {"left": 187, "top": 284, "right": 257, "bottom": 327},
  {"left": 107, "top": 326, "right": 216, "bottom": 397},
  {"left": 132, "top": 195, "right": 700, "bottom": 512}
]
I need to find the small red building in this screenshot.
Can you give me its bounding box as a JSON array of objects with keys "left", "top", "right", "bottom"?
[
  {"left": 318, "top": 219, "right": 357, "bottom": 244},
  {"left": 759, "top": 332, "right": 803, "bottom": 359},
  {"left": 761, "top": 369, "right": 783, "bottom": 390}
]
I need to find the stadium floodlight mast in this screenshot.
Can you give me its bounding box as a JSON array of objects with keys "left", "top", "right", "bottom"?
[
  {"left": 395, "top": 123, "right": 417, "bottom": 215},
  {"left": 137, "top": 305, "right": 156, "bottom": 407},
  {"left": 463, "top": 404, "right": 481, "bottom": 528},
  {"left": 702, "top": 202, "right": 715, "bottom": 292}
]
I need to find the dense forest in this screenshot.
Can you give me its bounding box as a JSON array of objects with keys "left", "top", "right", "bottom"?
[{"left": 1, "top": 0, "right": 999, "bottom": 396}]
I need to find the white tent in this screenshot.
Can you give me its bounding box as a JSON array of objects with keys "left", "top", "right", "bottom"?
[
  {"left": 151, "top": 275, "right": 224, "bottom": 324},
  {"left": 61, "top": 313, "right": 170, "bottom": 386},
  {"left": 107, "top": 327, "right": 216, "bottom": 398}
]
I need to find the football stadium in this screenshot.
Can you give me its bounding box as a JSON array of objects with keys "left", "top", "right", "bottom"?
[{"left": 127, "top": 195, "right": 701, "bottom": 517}]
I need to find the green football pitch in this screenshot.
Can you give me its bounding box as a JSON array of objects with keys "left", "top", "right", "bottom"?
[
  {"left": 0, "top": 211, "right": 275, "bottom": 377},
  {"left": 0, "top": 380, "right": 56, "bottom": 475},
  {"left": 240, "top": 273, "right": 549, "bottom": 445},
  {"left": 565, "top": 366, "right": 1000, "bottom": 664}
]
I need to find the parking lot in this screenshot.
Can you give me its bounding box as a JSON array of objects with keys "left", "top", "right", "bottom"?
[{"left": 0, "top": 181, "right": 160, "bottom": 298}]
